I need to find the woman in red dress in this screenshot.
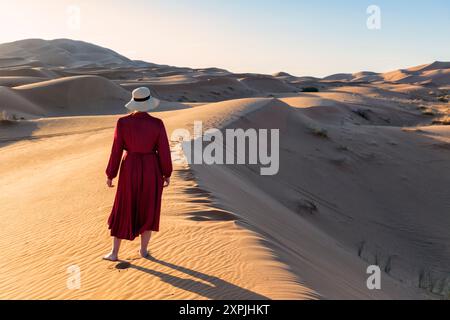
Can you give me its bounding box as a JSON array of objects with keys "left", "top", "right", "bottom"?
[{"left": 104, "top": 87, "right": 172, "bottom": 261}]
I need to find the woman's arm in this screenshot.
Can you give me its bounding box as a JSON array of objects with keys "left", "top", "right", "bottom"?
[
  {"left": 156, "top": 120, "right": 173, "bottom": 180},
  {"left": 106, "top": 119, "right": 125, "bottom": 181}
]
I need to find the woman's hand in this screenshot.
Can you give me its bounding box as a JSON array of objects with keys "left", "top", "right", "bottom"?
[
  {"left": 163, "top": 177, "right": 171, "bottom": 188},
  {"left": 107, "top": 178, "right": 114, "bottom": 188}
]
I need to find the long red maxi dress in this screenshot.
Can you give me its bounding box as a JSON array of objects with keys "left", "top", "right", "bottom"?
[{"left": 105, "top": 112, "right": 173, "bottom": 241}]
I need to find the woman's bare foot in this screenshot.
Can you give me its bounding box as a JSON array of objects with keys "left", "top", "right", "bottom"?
[
  {"left": 103, "top": 238, "right": 122, "bottom": 262},
  {"left": 103, "top": 252, "right": 119, "bottom": 262},
  {"left": 139, "top": 249, "right": 149, "bottom": 258}
]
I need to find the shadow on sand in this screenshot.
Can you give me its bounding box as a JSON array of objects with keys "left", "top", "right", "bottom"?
[{"left": 115, "top": 255, "right": 269, "bottom": 300}]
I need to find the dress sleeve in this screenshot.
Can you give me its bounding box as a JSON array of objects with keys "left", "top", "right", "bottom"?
[
  {"left": 156, "top": 120, "right": 173, "bottom": 178},
  {"left": 106, "top": 119, "right": 125, "bottom": 180}
]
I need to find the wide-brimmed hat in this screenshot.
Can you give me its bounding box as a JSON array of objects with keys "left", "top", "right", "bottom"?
[{"left": 125, "top": 87, "right": 160, "bottom": 112}]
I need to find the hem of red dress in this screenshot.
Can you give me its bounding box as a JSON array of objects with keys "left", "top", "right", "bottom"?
[{"left": 109, "top": 227, "right": 160, "bottom": 241}]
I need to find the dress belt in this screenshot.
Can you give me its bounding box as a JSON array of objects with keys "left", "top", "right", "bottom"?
[{"left": 126, "top": 150, "right": 156, "bottom": 155}]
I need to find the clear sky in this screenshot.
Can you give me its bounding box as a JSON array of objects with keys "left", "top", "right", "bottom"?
[{"left": 0, "top": 0, "right": 449, "bottom": 77}]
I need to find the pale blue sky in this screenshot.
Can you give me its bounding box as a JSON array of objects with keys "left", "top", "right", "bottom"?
[{"left": 0, "top": 0, "right": 449, "bottom": 76}]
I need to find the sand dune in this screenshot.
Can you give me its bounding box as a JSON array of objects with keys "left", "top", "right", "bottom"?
[
  {"left": 120, "top": 76, "right": 257, "bottom": 103},
  {"left": 382, "top": 62, "right": 450, "bottom": 86},
  {"left": 188, "top": 100, "right": 431, "bottom": 299},
  {"left": 351, "top": 72, "right": 383, "bottom": 83},
  {"left": 11, "top": 75, "right": 130, "bottom": 117},
  {"left": 0, "top": 39, "right": 149, "bottom": 69},
  {"left": 383, "top": 69, "right": 450, "bottom": 86},
  {"left": 273, "top": 71, "right": 294, "bottom": 78},
  {"left": 0, "top": 86, "right": 47, "bottom": 118},
  {"left": 407, "top": 61, "right": 450, "bottom": 73},
  {"left": 0, "top": 66, "right": 57, "bottom": 78},
  {"left": 0, "top": 76, "right": 48, "bottom": 87},
  {"left": 235, "top": 96, "right": 449, "bottom": 297},
  {"left": 239, "top": 76, "right": 298, "bottom": 93},
  {"left": 323, "top": 73, "right": 354, "bottom": 82},
  {"left": 170, "top": 93, "right": 449, "bottom": 298},
  {"left": 319, "top": 61, "right": 450, "bottom": 86}
]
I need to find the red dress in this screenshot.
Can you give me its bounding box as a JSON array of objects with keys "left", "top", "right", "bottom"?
[{"left": 105, "top": 112, "right": 173, "bottom": 241}]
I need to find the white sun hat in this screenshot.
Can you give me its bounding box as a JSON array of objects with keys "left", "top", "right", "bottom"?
[{"left": 125, "top": 87, "right": 160, "bottom": 112}]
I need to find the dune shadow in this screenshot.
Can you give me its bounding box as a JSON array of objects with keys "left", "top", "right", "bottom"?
[
  {"left": 115, "top": 255, "right": 269, "bottom": 300},
  {"left": 0, "top": 120, "right": 40, "bottom": 148}
]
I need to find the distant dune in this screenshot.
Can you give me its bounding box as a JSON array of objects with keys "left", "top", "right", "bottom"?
[
  {"left": 239, "top": 75, "right": 298, "bottom": 93},
  {"left": 0, "top": 38, "right": 151, "bottom": 69},
  {"left": 0, "top": 76, "right": 48, "bottom": 87},
  {"left": 321, "top": 61, "right": 450, "bottom": 86},
  {"left": 0, "top": 39, "right": 448, "bottom": 111},
  {"left": 0, "top": 75, "right": 130, "bottom": 118},
  {"left": 407, "top": 61, "right": 450, "bottom": 73},
  {"left": 0, "top": 66, "right": 58, "bottom": 78},
  {"left": 323, "top": 73, "right": 354, "bottom": 82}
]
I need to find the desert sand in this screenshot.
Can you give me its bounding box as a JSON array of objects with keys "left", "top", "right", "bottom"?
[{"left": 0, "top": 39, "right": 449, "bottom": 300}]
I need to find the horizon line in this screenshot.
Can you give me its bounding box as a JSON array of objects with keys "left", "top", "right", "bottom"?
[{"left": 1, "top": 37, "right": 448, "bottom": 79}]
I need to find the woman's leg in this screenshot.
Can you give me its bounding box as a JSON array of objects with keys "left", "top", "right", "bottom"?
[
  {"left": 140, "top": 231, "right": 152, "bottom": 257},
  {"left": 103, "top": 237, "right": 122, "bottom": 261}
]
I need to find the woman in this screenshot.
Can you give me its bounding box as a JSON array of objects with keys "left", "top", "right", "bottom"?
[{"left": 104, "top": 87, "right": 172, "bottom": 261}]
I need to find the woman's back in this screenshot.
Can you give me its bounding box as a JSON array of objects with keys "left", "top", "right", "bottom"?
[
  {"left": 106, "top": 112, "right": 172, "bottom": 181},
  {"left": 120, "top": 112, "right": 163, "bottom": 153}
]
